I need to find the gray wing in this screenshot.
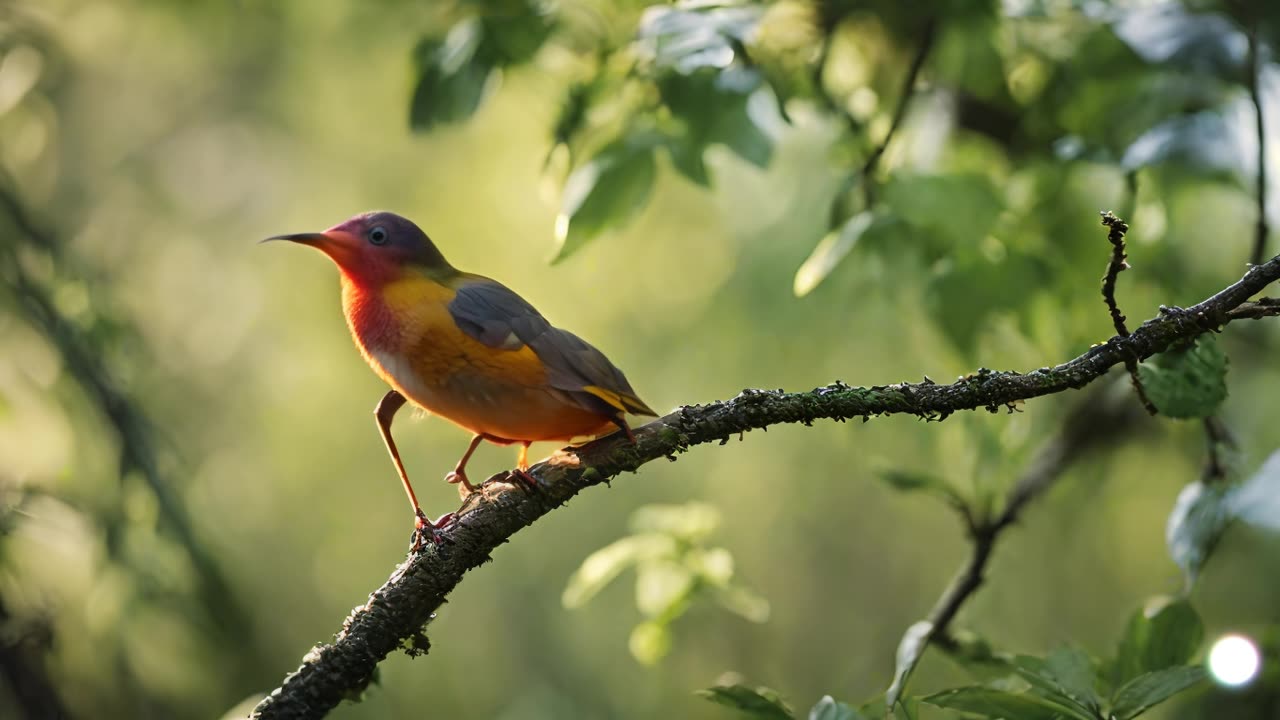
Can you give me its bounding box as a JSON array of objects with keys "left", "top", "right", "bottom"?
[{"left": 448, "top": 278, "right": 654, "bottom": 416}]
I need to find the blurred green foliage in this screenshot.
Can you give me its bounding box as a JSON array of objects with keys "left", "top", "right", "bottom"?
[
  {"left": 562, "top": 502, "right": 770, "bottom": 665},
  {"left": 705, "top": 597, "right": 1208, "bottom": 719},
  {"left": 2, "top": 0, "right": 1280, "bottom": 718}
]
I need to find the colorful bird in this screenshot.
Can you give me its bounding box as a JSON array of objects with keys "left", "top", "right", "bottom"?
[{"left": 264, "top": 211, "right": 656, "bottom": 547}]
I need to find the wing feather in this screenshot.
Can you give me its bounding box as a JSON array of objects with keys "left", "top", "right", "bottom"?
[{"left": 448, "top": 278, "right": 656, "bottom": 417}]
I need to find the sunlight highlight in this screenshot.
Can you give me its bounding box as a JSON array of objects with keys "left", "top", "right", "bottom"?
[{"left": 1208, "top": 634, "right": 1261, "bottom": 687}]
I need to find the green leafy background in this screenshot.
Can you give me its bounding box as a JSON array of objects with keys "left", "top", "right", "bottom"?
[{"left": 2, "top": 1, "right": 1280, "bottom": 718}]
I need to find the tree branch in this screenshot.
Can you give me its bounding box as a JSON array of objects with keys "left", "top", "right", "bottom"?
[
  {"left": 816, "top": 16, "right": 936, "bottom": 226},
  {"left": 1248, "top": 23, "right": 1269, "bottom": 267},
  {"left": 926, "top": 383, "right": 1143, "bottom": 657},
  {"left": 251, "top": 248, "right": 1280, "bottom": 719},
  {"left": 1099, "top": 211, "right": 1157, "bottom": 414},
  {"left": 857, "top": 18, "right": 936, "bottom": 206}
]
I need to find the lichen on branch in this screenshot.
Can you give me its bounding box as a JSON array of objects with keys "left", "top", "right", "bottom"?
[{"left": 251, "top": 249, "right": 1280, "bottom": 720}]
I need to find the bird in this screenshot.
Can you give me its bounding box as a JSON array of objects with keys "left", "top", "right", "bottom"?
[{"left": 264, "top": 211, "right": 656, "bottom": 547}]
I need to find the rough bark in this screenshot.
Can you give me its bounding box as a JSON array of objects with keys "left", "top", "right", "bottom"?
[{"left": 252, "top": 253, "right": 1280, "bottom": 719}]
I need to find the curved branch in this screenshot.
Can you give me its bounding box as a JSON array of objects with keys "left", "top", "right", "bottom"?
[{"left": 251, "top": 251, "right": 1280, "bottom": 720}]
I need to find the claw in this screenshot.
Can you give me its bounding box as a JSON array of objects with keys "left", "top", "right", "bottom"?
[
  {"left": 410, "top": 509, "right": 456, "bottom": 551},
  {"left": 509, "top": 467, "right": 539, "bottom": 490},
  {"left": 444, "top": 470, "right": 478, "bottom": 495}
]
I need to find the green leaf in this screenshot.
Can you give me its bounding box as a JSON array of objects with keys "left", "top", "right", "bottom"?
[
  {"left": 658, "top": 70, "right": 774, "bottom": 171},
  {"left": 808, "top": 695, "right": 864, "bottom": 720},
  {"left": 708, "top": 85, "right": 773, "bottom": 167},
  {"left": 881, "top": 173, "right": 1005, "bottom": 248},
  {"left": 630, "top": 502, "right": 721, "bottom": 540},
  {"left": 629, "top": 620, "right": 672, "bottom": 665},
  {"left": 876, "top": 468, "right": 949, "bottom": 494},
  {"left": 1110, "top": 666, "right": 1206, "bottom": 719},
  {"left": 691, "top": 546, "right": 735, "bottom": 586},
  {"left": 716, "top": 585, "right": 771, "bottom": 623},
  {"left": 793, "top": 212, "right": 875, "bottom": 297},
  {"left": 409, "top": 20, "right": 496, "bottom": 131},
  {"left": 1166, "top": 480, "right": 1233, "bottom": 586},
  {"left": 561, "top": 534, "right": 675, "bottom": 608},
  {"left": 1137, "top": 336, "right": 1229, "bottom": 418},
  {"left": 1113, "top": 597, "right": 1204, "bottom": 686},
  {"left": 1007, "top": 654, "right": 1103, "bottom": 720},
  {"left": 1227, "top": 450, "right": 1280, "bottom": 531},
  {"left": 1112, "top": 5, "right": 1246, "bottom": 79},
  {"left": 697, "top": 684, "right": 795, "bottom": 720},
  {"left": 476, "top": 0, "right": 554, "bottom": 67},
  {"left": 635, "top": 559, "right": 696, "bottom": 619},
  {"left": 1043, "top": 647, "right": 1104, "bottom": 714},
  {"left": 886, "top": 621, "right": 932, "bottom": 708},
  {"left": 1121, "top": 110, "right": 1246, "bottom": 177},
  {"left": 665, "top": 136, "right": 712, "bottom": 187},
  {"left": 891, "top": 697, "right": 918, "bottom": 720},
  {"left": 921, "top": 686, "right": 1079, "bottom": 719},
  {"left": 638, "top": 2, "right": 764, "bottom": 75},
  {"left": 553, "top": 137, "right": 658, "bottom": 263}
]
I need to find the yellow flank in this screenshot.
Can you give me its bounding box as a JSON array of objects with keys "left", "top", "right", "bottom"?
[
  {"left": 346, "top": 273, "right": 620, "bottom": 442},
  {"left": 377, "top": 275, "right": 548, "bottom": 388}
]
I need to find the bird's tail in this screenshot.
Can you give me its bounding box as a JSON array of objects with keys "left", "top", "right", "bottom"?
[{"left": 582, "top": 385, "right": 659, "bottom": 417}]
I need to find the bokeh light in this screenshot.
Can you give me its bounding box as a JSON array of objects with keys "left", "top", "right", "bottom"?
[{"left": 1208, "top": 634, "right": 1261, "bottom": 687}]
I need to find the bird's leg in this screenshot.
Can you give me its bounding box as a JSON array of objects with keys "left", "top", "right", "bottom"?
[
  {"left": 612, "top": 416, "right": 638, "bottom": 444},
  {"left": 445, "top": 434, "right": 485, "bottom": 496},
  {"left": 509, "top": 441, "right": 538, "bottom": 488},
  {"left": 375, "top": 390, "right": 452, "bottom": 549}
]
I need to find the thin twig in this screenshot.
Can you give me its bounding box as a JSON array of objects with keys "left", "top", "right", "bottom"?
[
  {"left": 1225, "top": 297, "right": 1280, "bottom": 320},
  {"left": 1201, "top": 416, "right": 1236, "bottom": 484},
  {"left": 817, "top": 18, "right": 937, "bottom": 223},
  {"left": 926, "top": 383, "right": 1142, "bottom": 657},
  {"left": 1100, "top": 211, "right": 1132, "bottom": 336},
  {"left": 859, "top": 19, "right": 937, "bottom": 207},
  {"left": 252, "top": 247, "right": 1280, "bottom": 720},
  {"left": 1100, "top": 211, "right": 1158, "bottom": 414},
  {"left": 1248, "top": 23, "right": 1269, "bottom": 267}
]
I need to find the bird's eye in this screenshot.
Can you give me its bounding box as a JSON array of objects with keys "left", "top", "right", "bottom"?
[{"left": 368, "top": 226, "right": 388, "bottom": 245}]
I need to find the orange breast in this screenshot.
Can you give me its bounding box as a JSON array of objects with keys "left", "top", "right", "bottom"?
[{"left": 343, "top": 275, "right": 612, "bottom": 442}]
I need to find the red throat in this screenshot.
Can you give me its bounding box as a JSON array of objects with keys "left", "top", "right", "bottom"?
[{"left": 341, "top": 274, "right": 402, "bottom": 354}]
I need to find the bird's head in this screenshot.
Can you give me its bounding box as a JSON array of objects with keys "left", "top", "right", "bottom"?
[{"left": 263, "top": 211, "right": 454, "bottom": 286}]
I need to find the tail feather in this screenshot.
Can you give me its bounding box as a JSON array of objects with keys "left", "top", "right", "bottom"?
[{"left": 582, "top": 385, "right": 658, "bottom": 417}]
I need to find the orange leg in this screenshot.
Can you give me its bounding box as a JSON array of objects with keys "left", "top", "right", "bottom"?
[
  {"left": 375, "top": 390, "right": 453, "bottom": 548},
  {"left": 510, "top": 441, "right": 537, "bottom": 487},
  {"left": 612, "top": 416, "right": 638, "bottom": 444},
  {"left": 445, "top": 434, "right": 485, "bottom": 494}
]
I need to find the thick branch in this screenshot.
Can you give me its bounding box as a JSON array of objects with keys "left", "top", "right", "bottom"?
[{"left": 251, "top": 250, "right": 1280, "bottom": 719}]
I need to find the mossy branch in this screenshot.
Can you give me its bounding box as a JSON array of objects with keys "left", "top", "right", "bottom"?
[{"left": 251, "top": 250, "right": 1280, "bottom": 720}]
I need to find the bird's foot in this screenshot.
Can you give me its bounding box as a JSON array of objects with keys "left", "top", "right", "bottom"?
[
  {"left": 409, "top": 509, "right": 456, "bottom": 552},
  {"left": 444, "top": 469, "right": 478, "bottom": 498},
  {"left": 509, "top": 467, "right": 540, "bottom": 491}
]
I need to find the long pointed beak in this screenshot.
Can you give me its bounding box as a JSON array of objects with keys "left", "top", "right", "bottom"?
[{"left": 260, "top": 232, "right": 330, "bottom": 245}]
